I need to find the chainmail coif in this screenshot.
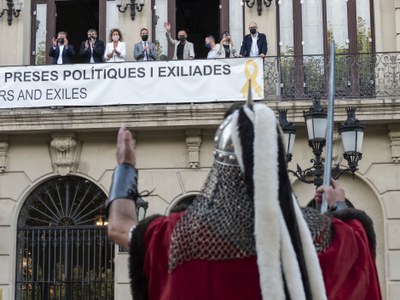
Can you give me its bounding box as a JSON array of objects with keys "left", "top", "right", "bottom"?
[
  {"left": 169, "top": 162, "right": 256, "bottom": 271},
  {"left": 168, "top": 163, "right": 333, "bottom": 271}
]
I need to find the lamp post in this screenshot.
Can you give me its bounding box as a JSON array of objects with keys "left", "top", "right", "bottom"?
[
  {"left": 115, "top": 0, "right": 144, "bottom": 20},
  {"left": 0, "top": 0, "right": 22, "bottom": 26},
  {"left": 339, "top": 107, "right": 365, "bottom": 176},
  {"left": 278, "top": 109, "right": 296, "bottom": 163},
  {"left": 243, "top": 0, "right": 272, "bottom": 16},
  {"left": 279, "top": 98, "right": 365, "bottom": 187}
]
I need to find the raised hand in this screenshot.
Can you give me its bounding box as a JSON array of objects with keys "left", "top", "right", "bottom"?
[
  {"left": 164, "top": 21, "right": 171, "bottom": 32},
  {"left": 314, "top": 179, "right": 345, "bottom": 207},
  {"left": 116, "top": 126, "right": 136, "bottom": 167}
]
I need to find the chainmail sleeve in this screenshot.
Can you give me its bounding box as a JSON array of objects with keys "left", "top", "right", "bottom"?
[{"left": 301, "top": 207, "right": 334, "bottom": 253}]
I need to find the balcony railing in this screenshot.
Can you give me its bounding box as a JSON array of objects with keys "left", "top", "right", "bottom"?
[{"left": 263, "top": 52, "right": 400, "bottom": 101}]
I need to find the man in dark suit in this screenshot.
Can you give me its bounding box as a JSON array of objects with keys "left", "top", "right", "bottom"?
[
  {"left": 133, "top": 28, "right": 157, "bottom": 61},
  {"left": 79, "top": 29, "right": 105, "bottom": 63},
  {"left": 49, "top": 31, "right": 75, "bottom": 64},
  {"left": 240, "top": 22, "right": 268, "bottom": 58}
]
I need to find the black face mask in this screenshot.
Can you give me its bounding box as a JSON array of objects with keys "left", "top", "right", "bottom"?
[
  {"left": 250, "top": 28, "right": 257, "bottom": 35},
  {"left": 179, "top": 36, "right": 186, "bottom": 42},
  {"left": 142, "top": 34, "right": 149, "bottom": 42}
]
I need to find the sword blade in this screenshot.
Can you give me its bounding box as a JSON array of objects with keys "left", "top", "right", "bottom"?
[{"left": 321, "top": 41, "right": 336, "bottom": 213}]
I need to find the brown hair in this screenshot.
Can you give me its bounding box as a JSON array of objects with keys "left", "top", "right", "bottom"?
[
  {"left": 109, "top": 28, "right": 123, "bottom": 42},
  {"left": 57, "top": 31, "right": 68, "bottom": 37}
]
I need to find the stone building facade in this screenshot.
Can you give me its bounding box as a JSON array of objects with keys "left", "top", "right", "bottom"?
[{"left": 0, "top": 0, "right": 400, "bottom": 299}]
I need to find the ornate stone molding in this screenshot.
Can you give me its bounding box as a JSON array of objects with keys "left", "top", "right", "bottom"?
[
  {"left": 0, "top": 135, "right": 9, "bottom": 173},
  {"left": 49, "top": 133, "right": 82, "bottom": 176},
  {"left": 388, "top": 124, "right": 400, "bottom": 163},
  {"left": 0, "top": 100, "right": 399, "bottom": 132},
  {"left": 185, "top": 129, "right": 202, "bottom": 169}
]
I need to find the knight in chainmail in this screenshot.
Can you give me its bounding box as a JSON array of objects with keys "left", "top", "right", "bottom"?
[{"left": 105, "top": 103, "right": 382, "bottom": 300}]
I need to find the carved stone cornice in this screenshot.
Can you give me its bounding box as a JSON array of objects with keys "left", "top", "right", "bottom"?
[
  {"left": 49, "top": 133, "right": 82, "bottom": 176},
  {"left": 185, "top": 129, "right": 202, "bottom": 169},
  {"left": 0, "top": 135, "right": 9, "bottom": 173},
  {"left": 0, "top": 99, "right": 398, "bottom": 133},
  {"left": 388, "top": 124, "right": 400, "bottom": 163}
]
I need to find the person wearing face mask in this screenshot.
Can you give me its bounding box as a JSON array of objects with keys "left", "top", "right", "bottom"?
[
  {"left": 240, "top": 22, "right": 268, "bottom": 58},
  {"left": 205, "top": 35, "right": 223, "bottom": 59},
  {"left": 164, "top": 22, "right": 195, "bottom": 60},
  {"left": 133, "top": 28, "right": 157, "bottom": 61},
  {"left": 49, "top": 31, "right": 75, "bottom": 64},
  {"left": 80, "top": 29, "right": 105, "bottom": 63},
  {"left": 217, "top": 31, "right": 238, "bottom": 58},
  {"left": 104, "top": 28, "right": 126, "bottom": 62}
]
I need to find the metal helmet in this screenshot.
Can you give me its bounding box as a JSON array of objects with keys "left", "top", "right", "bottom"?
[{"left": 213, "top": 113, "right": 239, "bottom": 166}]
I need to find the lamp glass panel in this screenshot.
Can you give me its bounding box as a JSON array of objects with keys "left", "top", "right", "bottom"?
[
  {"left": 306, "top": 117, "right": 327, "bottom": 140},
  {"left": 283, "top": 132, "right": 290, "bottom": 154},
  {"left": 115, "top": 0, "right": 123, "bottom": 6},
  {"left": 283, "top": 132, "right": 296, "bottom": 155},
  {"left": 356, "top": 131, "right": 364, "bottom": 152},
  {"left": 14, "top": 2, "right": 22, "bottom": 11},
  {"left": 139, "top": 0, "right": 145, "bottom": 5},
  {"left": 288, "top": 132, "right": 296, "bottom": 154},
  {"left": 341, "top": 130, "right": 363, "bottom": 152}
]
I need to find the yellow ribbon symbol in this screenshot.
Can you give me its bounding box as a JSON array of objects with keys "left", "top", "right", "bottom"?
[{"left": 241, "top": 59, "right": 263, "bottom": 98}]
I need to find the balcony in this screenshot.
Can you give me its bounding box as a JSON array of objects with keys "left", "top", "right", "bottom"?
[
  {"left": 1, "top": 53, "right": 400, "bottom": 133},
  {"left": 263, "top": 52, "right": 400, "bottom": 101}
]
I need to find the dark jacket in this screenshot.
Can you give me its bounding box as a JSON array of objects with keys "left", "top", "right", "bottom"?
[
  {"left": 49, "top": 44, "right": 75, "bottom": 64},
  {"left": 79, "top": 39, "right": 105, "bottom": 63},
  {"left": 240, "top": 33, "right": 268, "bottom": 57}
]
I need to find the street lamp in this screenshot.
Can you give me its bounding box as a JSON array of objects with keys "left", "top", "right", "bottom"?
[
  {"left": 0, "top": 0, "right": 22, "bottom": 26},
  {"left": 243, "top": 0, "right": 273, "bottom": 16},
  {"left": 339, "top": 107, "right": 365, "bottom": 176},
  {"left": 278, "top": 109, "right": 296, "bottom": 163},
  {"left": 115, "top": 0, "right": 144, "bottom": 21},
  {"left": 96, "top": 215, "right": 108, "bottom": 226},
  {"left": 279, "top": 98, "right": 365, "bottom": 186}
]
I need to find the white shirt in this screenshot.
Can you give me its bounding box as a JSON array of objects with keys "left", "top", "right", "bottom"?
[
  {"left": 90, "top": 41, "right": 95, "bottom": 63},
  {"left": 57, "top": 45, "right": 64, "bottom": 64},
  {"left": 142, "top": 41, "right": 149, "bottom": 61},
  {"left": 207, "top": 44, "right": 221, "bottom": 59},
  {"left": 250, "top": 33, "right": 259, "bottom": 57},
  {"left": 104, "top": 41, "right": 126, "bottom": 62}
]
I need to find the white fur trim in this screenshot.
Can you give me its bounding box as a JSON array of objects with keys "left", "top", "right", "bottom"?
[
  {"left": 292, "top": 195, "right": 327, "bottom": 300},
  {"left": 243, "top": 105, "right": 255, "bottom": 123},
  {"left": 231, "top": 110, "right": 244, "bottom": 171},
  {"left": 252, "top": 104, "right": 285, "bottom": 300},
  {"left": 279, "top": 213, "right": 306, "bottom": 299}
]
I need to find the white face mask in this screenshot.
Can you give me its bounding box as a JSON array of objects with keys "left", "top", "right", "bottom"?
[{"left": 112, "top": 35, "right": 119, "bottom": 42}]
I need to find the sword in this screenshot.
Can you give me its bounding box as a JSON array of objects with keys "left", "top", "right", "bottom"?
[{"left": 321, "top": 41, "right": 336, "bottom": 213}]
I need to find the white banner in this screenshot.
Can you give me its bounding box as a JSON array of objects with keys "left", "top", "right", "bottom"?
[{"left": 0, "top": 58, "right": 264, "bottom": 109}]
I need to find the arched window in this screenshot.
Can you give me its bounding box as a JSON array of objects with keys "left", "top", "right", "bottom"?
[{"left": 15, "top": 176, "right": 114, "bottom": 300}]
